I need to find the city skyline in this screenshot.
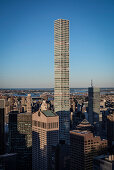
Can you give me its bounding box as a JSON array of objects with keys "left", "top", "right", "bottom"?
[{"left": 0, "top": 0, "right": 114, "bottom": 88}]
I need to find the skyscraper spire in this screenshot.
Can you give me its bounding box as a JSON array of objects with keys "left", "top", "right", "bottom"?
[{"left": 91, "top": 80, "right": 93, "bottom": 87}]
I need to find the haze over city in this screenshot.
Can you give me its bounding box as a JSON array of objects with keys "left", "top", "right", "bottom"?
[{"left": 0, "top": 0, "right": 114, "bottom": 88}]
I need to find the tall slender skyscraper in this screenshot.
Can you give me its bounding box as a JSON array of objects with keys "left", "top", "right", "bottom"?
[{"left": 54, "top": 19, "right": 70, "bottom": 144}]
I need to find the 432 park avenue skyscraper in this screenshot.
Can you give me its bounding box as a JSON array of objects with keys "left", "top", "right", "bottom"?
[{"left": 54, "top": 19, "right": 70, "bottom": 144}]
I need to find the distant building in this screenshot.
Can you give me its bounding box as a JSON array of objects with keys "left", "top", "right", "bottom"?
[
  {"left": 21, "top": 97, "right": 27, "bottom": 112},
  {"left": 107, "top": 112, "right": 114, "bottom": 154},
  {"left": 9, "top": 96, "right": 15, "bottom": 107},
  {"left": 100, "top": 99, "right": 106, "bottom": 109},
  {"left": 94, "top": 154, "right": 114, "bottom": 170},
  {"left": 40, "top": 100, "right": 51, "bottom": 111},
  {"left": 70, "top": 129, "right": 107, "bottom": 170},
  {"left": 21, "top": 96, "right": 26, "bottom": 106},
  {"left": 32, "top": 109, "right": 59, "bottom": 170},
  {"left": 27, "top": 94, "right": 32, "bottom": 113},
  {"left": 88, "top": 86, "right": 100, "bottom": 124},
  {"left": 71, "top": 99, "right": 77, "bottom": 113},
  {"left": 54, "top": 19, "right": 70, "bottom": 144},
  {"left": 76, "top": 119, "right": 94, "bottom": 132},
  {"left": 9, "top": 112, "right": 32, "bottom": 170},
  {"left": 70, "top": 111, "right": 85, "bottom": 131},
  {"left": 0, "top": 99, "right": 5, "bottom": 154}
]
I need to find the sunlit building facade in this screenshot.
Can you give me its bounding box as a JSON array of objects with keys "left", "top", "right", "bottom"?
[
  {"left": 32, "top": 110, "right": 59, "bottom": 170},
  {"left": 54, "top": 19, "right": 70, "bottom": 144}
]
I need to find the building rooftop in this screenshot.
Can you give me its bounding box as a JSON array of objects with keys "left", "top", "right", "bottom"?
[
  {"left": 0, "top": 153, "right": 17, "bottom": 158},
  {"left": 55, "top": 19, "right": 69, "bottom": 21},
  {"left": 20, "top": 112, "right": 32, "bottom": 115},
  {"left": 42, "top": 110, "right": 57, "bottom": 117},
  {"left": 95, "top": 154, "right": 114, "bottom": 163},
  {"left": 77, "top": 119, "right": 92, "bottom": 127},
  {"left": 9, "top": 112, "right": 31, "bottom": 115},
  {"left": 105, "top": 155, "right": 114, "bottom": 162},
  {"left": 71, "top": 130, "right": 91, "bottom": 135}
]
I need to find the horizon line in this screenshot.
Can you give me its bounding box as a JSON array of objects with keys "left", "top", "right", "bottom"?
[{"left": 0, "top": 87, "right": 114, "bottom": 89}]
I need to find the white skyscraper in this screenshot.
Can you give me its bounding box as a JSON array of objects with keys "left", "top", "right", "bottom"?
[{"left": 54, "top": 19, "right": 70, "bottom": 144}]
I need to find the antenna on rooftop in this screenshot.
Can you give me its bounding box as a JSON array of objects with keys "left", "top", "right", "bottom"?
[{"left": 91, "top": 80, "right": 93, "bottom": 87}]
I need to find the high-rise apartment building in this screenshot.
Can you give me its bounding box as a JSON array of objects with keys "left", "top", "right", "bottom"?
[
  {"left": 54, "top": 19, "right": 70, "bottom": 144},
  {"left": 88, "top": 86, "right": 100, "bottom": 124},
  {"left": 0, "top": 99, "right": 5, "bottom": 154},
  {"left": 70, "top": 129, "right": 107, "bottom": 170},
  {"left": 9, "top": 112, "right": 32, "bottom": 170},
  {"left": 32, "top": 109, "right": 59, "bottom": 170}
]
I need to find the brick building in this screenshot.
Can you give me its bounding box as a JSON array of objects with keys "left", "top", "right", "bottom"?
[{"left": 70, "top": 130, "right": 107, "bottom": 170}]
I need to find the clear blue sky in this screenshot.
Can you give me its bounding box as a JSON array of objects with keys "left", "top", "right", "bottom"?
[{"left": 0, "top": 0, "right": 114, "bottom": 88}]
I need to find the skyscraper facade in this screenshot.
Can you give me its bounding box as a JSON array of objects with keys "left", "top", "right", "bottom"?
[
  {"left": 0, "top": 99, "right": 5, "bottom": 154},
  {"left": 88, "top": 86, "right": 100, "bottom": 124},
  {"left": 54, "top": 19, "right": 70, "bottom": 144},
  {"left": 9, "top": 112, "right": 32, "bottom": 170},
  {"left": 107, "top": 112, "right": 114, "bottom": 154}
]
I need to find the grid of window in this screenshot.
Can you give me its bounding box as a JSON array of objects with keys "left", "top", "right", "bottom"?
[
  {"left": 54, "top": 19, "right": 70, "bottom": 144},
  {"left": 32, "top": 120, "right": 58, "bottom": 129}
]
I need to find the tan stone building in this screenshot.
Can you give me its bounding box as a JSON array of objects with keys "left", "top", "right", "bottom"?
[{"left": 32, "top": 109, "right": 59, "bottom": 170}]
